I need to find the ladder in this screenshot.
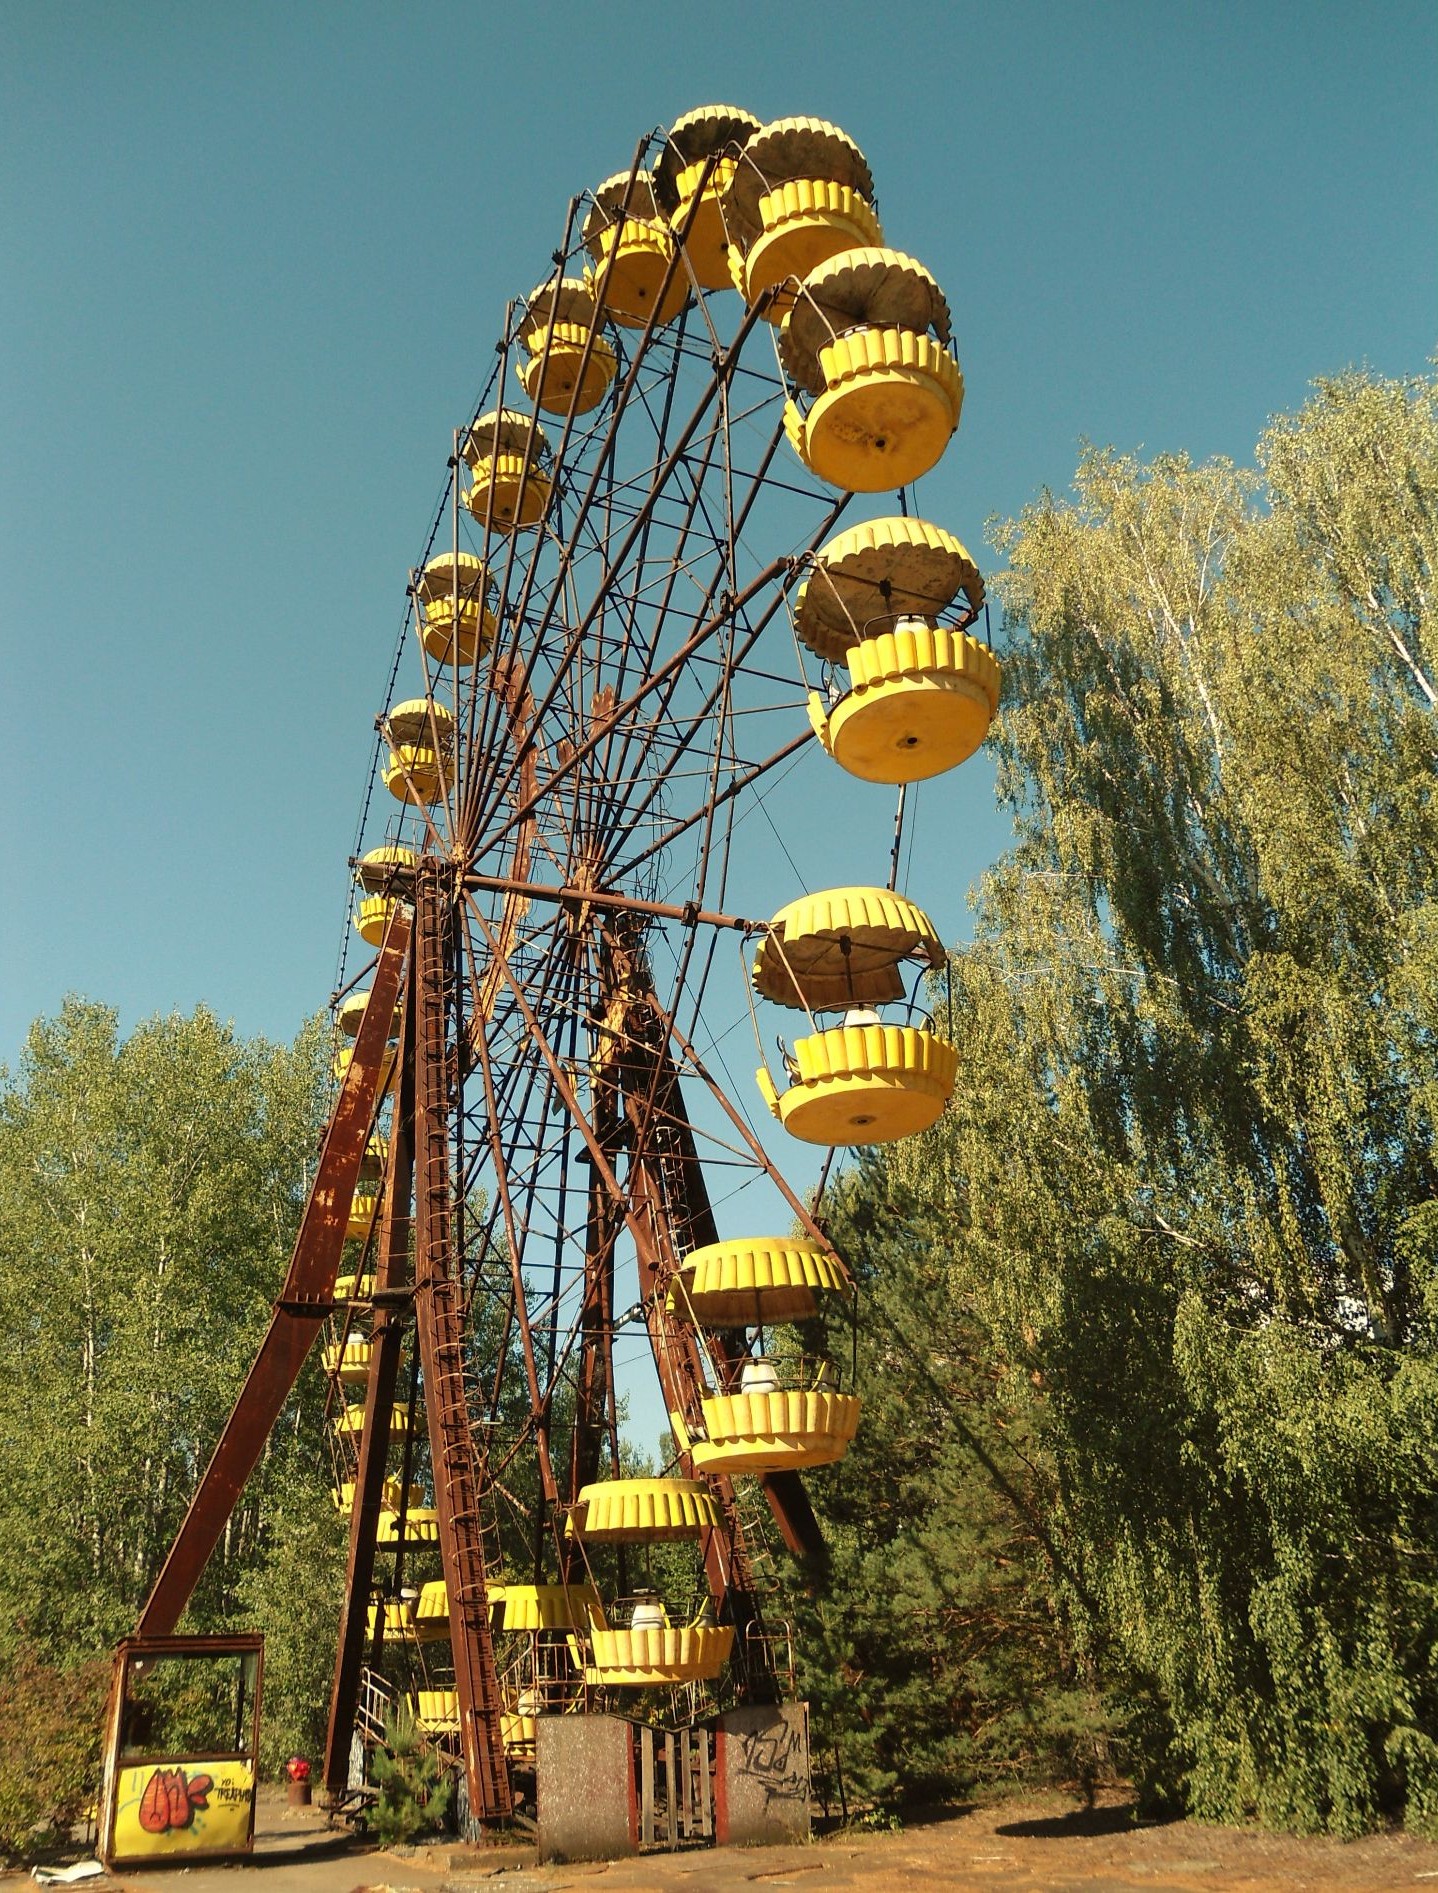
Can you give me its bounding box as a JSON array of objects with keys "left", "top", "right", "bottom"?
[{"left": 414, "top": 861, "right": 512, "bottom": 1822}]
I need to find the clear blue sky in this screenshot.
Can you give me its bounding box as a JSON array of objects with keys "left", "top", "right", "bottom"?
[{"left": 3, "top": 0, "right": 1435, "bottom": 1066}]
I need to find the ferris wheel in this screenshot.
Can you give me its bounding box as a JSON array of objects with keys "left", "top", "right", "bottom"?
[{"left": 126, "top": 103, "right": 999, "bottom": 1852}]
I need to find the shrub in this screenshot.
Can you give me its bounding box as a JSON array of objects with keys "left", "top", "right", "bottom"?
[
  {"left": 0, "top": 1650, "right": 110, "bottom": 1860},
  {"left": 370, "top": 1703, "right": 453, "bottom": 1846}
]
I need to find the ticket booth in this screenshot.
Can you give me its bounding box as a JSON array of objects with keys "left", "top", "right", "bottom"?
[{"left": 98, "top": 1635, "right": 263, "bottom": 1868}]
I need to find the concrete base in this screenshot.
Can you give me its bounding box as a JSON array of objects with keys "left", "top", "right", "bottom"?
[
  {"left": 536, "top": 1714, "right": 637, "bottom": 1862},
  {"left": 714, "top": 1703, "right": 811, "bottom": 1846}
]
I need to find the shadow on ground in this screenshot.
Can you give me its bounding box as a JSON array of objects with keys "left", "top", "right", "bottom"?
[
  {"left": 996, "top": 1802, "right": 1179, "bottom": 1839},
  {"left": 252, "top": 1831, "right": 355, "bottom": 1863},
  {"left": 814, "top": 1801, "right": 977, "bottom": 1837}
]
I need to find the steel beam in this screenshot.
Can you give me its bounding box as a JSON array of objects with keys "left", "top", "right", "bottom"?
[
  {"left": 413, "top": 862, "right": 511, "bottom": 1822},
  {"left": 323, "top": 956, "right": 417, "bottom": 1794},
  {"left": 136, "top": 909, "right": 412, "bottom": 1638}
]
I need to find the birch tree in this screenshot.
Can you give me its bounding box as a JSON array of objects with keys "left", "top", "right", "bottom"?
[
  {"left": 803, "top": 368, "right": 1438, "bottom": 1833},
  {"left": 0, "top": 1000, "right": 329, "bottom": 1653}
]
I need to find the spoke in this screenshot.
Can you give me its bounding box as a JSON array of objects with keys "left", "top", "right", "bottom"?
[{"left": 467, "top": 296, "right": 774, "bottom": 845}]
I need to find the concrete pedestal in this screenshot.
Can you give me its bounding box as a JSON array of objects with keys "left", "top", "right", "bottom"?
[
  {"left": 536, "top": 1714, "right": 637, "bottom": 1862},
  {"left": 714, "top": 1703, "right": 811, "bottom": 1846}
]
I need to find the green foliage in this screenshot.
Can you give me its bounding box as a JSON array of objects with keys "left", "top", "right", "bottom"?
[
  {"left": 780, "top": 1164, "right": 1142, "bottom": 1811},
  {"left": 0, "top": 1000, "right": 330, "bottom": 1766},
  {"left": 0, "top": 1650, "right": 109, "bottom": 1859},
  {"left": 233, "top": 1449, "right": 349, "bottom": 1775},
  {"left": 369, "top": 1703, "right": 453, "bottom": 1845},
  {"left": 0, "top": 999, "right": 329, "bottom": 1650},
  {"left": 3, "top": 366, "right": 1434, "bottom": 1847},
  {"left": 813, "top": 368, "right": 1438, "bottom": 1833}
]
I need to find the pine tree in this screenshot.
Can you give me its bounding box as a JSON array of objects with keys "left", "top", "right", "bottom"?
[{"left": 369, "top": 1703, "right": 453, "bottom": 1845}]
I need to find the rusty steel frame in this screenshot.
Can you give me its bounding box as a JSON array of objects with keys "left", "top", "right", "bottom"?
[
  {"left": 414, "top": 251, "right": 852, "bottom": 1660},
  {"left": 412, "top": 861, "right": 512, "bottom": 1819},
  {"left": 136, "top": 910, "right": 412, "bottom": 1639},
  {"left": 461, "top": 868, "right": 754, "bottom": 934},
  {"left": 462, "top": 895, "right": 829, "bottom": 1599},
  {"left": 138, "top": 135, "right": 865, "bottom": 1833},
  {"left": 322, "top": 959, "right": 417, "bottom": 1793}
]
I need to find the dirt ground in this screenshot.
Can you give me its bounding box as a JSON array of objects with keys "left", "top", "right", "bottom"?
[{"left": 29, "top": 1786, "right": 1438, "bottom": 1893}]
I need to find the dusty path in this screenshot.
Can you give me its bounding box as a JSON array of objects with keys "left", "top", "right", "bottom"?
[{"left": 52, "top": 1788, "right": 1438, "bottom": 1893}]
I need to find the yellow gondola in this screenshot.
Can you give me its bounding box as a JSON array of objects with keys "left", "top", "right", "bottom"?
[
  {"left": 667, "top": 1239, "right": 861, "bottom": 1470},
  {"left": 381, "top": 699, "right": 453, "bottom": 806},
  {"left": 758, "top": 1019, "right": 958, "bottom": 1145},
  {"left": 722, "top": 118, "right": 881, "bottom": 321},
  {"left": 568, "top": 1477, "right": 720, "bottom": 1542},
  {"left": 462, "top": 410, "right": 552, "bottom": 533},
  {"left": 582, "top": 172, "right": 690, "bottom": 329},
  {"left": 680, "top": 1386, "right": 861, "bottom": 1473},
  {"left": 351, "top": 846, "right": 416, "bottom": 948},
  {"left": 414, "top": 1689, "right": 459, "bottom": 1734},
  {"left": 652, "top": 104, "right": 761, "bottom": 291},
  {"left": 333, "top": 1270, "right": 375, "bottom": 1302},
  {"left": 420, "top": 1689, "right": 535, "bottom": 1748},
  {"left": 321, "top": 1337, "right": 372, "bottom": 1383},
  {"left": 518, "top": 277, "right": 617, "bottom": 415},
  {"left": 668, "top": 1236, "right": 852, "bottom": 1324},
  {"left": 413, "top": 551, "right": 495, "bottom": 667},
  {"left": 568, "top": 1595, "right": 733, "bottom": 1687},
  {"left": 780, "top": 247, "right": 962, "bottom": 491},
  {"left": 751, "top": 889, "right": 956, "bottom": 1142},
  {"left": 793, "top": 515, "right": 998, "bottom": 780}
]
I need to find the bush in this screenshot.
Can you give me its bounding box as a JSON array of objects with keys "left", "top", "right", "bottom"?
[{"left": 0, "top": 1650, "right": 110, "bottom": 1860}]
